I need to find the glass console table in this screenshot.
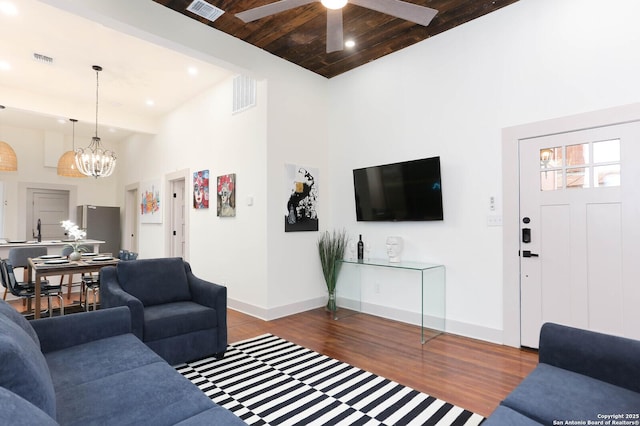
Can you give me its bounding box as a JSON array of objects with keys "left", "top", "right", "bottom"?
[{"left": 335, "top": 258, "right": 445, "bottom": 344}]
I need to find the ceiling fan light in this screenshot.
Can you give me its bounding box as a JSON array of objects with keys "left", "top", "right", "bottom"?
[{"left": 321, "top": 0, "right": 347, "bottom": 10}]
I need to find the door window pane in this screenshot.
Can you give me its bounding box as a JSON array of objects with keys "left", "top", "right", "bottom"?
[
  {"left": 566, "top": 168, "right": 589, "bottom": 189},
  {"left": 540, "top": 147, "right": 562, "bottom": 169},
  {"left": 594, "top": 165, "right": 620, "bottom": 187},
  {"left": 593, "top": 139, "right": 620, "bottom": 163},
  {"left": 541, "top": 170, "right": 563, "bottom": 191},
  {"left": 566, "top": 143, "right": 589, "bottom": 166}
]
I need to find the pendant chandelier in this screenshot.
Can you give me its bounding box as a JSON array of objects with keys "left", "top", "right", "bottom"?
[
  {"left": 57, "top": 118, "right": 86, "bottom": 177},
  {"left": 0, "top": 105, "right": 18, "bottom": 172},
  {"left": 75, "top": 65, "right": 116, "bottom": 178}
]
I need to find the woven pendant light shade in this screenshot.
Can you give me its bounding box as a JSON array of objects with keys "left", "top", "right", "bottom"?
[
  {"left": 57, "top": 150, "right": 85, "bottom": 177},
  {"left": 0, "top": 141, "right": 17, "bottom": 171}
]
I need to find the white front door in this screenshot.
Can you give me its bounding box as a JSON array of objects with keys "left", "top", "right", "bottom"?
[{"left": 519, "top": 122, "right": 640, "bottom": 348}]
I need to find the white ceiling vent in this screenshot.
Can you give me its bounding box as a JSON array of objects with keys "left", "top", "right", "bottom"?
[
  {"left": 33, "top": 53, "right": 54, "bottom": 65},
  {"left": 187, "top": 0, "right": 224, "bottom": 22},
  {"left": 233, "top": 75, "right": 257, "bottom": 114}
]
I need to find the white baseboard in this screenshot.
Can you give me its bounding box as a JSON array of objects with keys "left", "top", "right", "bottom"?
[
  {"left": 228, "top": 297, "right": 504, "bottom": 344},
  {"left": 228, "top": 296, "right": 325, "bottom": 321}
]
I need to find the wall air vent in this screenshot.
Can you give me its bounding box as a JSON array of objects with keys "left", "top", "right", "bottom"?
[
  {"left": 33, "top": 53, "right": 54, "bottom": 65},
  {"left": 186, "top": 0, "right": 224, "bottom": 22},
  {"left": 233, "top": 75, "right": 257, "bottom": 114}
]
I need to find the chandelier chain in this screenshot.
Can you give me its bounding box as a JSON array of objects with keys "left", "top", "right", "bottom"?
[{"left": 74, "top": 65, "right": 116, "bottom": 178}]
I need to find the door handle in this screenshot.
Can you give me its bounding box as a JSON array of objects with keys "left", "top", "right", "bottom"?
[{"left": 522, "top": 250, "right": 539, "bottom": 258}]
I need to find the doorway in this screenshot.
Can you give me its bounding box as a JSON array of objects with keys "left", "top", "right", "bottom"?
[
  {"left": 502, "top": 104, "right": 640, "bottom": 348},
  {"left": 124, "top": 184, "right": 139, "bottom": 253},
  {"left": 26, "top": 188, "right": 69, "bottom": 240},
  {"left": 165, "top": 170, "right": 189, "bottom": 260}
]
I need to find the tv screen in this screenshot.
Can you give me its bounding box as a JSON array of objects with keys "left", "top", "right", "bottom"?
[{"left": 353, "top": 156, "right": 443, "bottom": 221}]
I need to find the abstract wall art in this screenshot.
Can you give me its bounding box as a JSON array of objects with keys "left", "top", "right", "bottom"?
[{"left": 284, "top": 164, "right": 318, "bottom": 232}]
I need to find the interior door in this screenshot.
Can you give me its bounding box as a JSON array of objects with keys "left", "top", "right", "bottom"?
[
  {"left": 27, "top": 189, "right": 69, "bottom": 240},
  {"left": 124, "top": 187, "right": 138, "bottom": 252},
  {"left": 170, "top": 178, "right": 186, "bottom": 259},
  {"left": 519, "top": 122, "right": 640, "bottom": 348}
]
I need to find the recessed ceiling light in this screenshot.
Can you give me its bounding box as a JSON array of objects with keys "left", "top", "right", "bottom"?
[
  {"left": 146, "top": 99, "right": 155, "bottom": 107},
  {"left": 0, "top": 60, "right": 10, "bottom": 71},
  {"left": 188, "top": 66, "right": 198, "bottom": 76},
  {"left": 345, "top": 40, "right": 356, "bottom": 48},
  {"left": 0, "top": 2, "right": 18, "bottom": 16},
  {"left": 57, "top": 118, "right": 66, "bottom": 124}
]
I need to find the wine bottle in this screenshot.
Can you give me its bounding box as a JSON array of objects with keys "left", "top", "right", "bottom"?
[{"left": 357, "top": 234, "right": 364, "bottom": 262}]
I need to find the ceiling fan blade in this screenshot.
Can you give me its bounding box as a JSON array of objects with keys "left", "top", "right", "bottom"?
[
  {"left": 326, "top": 9, "right": 344, "bottom": 53},
  {"left": 236, "top": 0, "right": 317, "bottom": 22},
  {"left": 349, "top": 0, "right": 437, "bottom": 26}
]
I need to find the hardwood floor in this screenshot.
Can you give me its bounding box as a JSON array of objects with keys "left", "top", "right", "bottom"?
[
  {"left": 227, "top": 308, "right": 538, "bottom": 418},
  {"left": 7, "top": 296, "right": 538, "bottom": 418}
]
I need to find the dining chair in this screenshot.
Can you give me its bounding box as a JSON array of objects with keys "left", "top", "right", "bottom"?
[
  {"left": 84, "top": 250, "right": 137, "bottom": 311},
  {"left": 61, "top": 244, "right": 94, "bottom": 301},
  {"left": 0, "top": 259, "right": 64, "bottom": 317},
  {"left": 7, "top": 247, "right": 52, "bottom": 308}
]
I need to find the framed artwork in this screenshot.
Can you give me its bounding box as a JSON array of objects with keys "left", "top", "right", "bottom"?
[
  {"left": 284, "top": 164, "right": 318, "bottom": 232},
  {"left": 193, "top": 170, "right": 209, "bottom": 209},
  {"left": 217, "top": 173, "right": 236, "bottom": 217},
  {"left": 140, "top": 179, "right": 162, "bottom": 223}
]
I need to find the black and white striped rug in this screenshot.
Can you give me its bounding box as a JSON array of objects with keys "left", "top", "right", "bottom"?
[{"left": 175, "top": 334, "right": 484, "bottom": 426}]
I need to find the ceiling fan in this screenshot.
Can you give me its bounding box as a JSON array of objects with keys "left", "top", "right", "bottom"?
[{"left": 235, "top": 0, "right": 438, "bottom": 53}]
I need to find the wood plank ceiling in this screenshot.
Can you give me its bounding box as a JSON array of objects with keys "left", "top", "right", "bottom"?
[{"left": 152, "top": 0, "right": 519, "bottom": 78}]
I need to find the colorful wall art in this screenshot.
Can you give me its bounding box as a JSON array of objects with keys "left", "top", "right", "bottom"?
[
  {"left": 193, "top": 170, "right": 209, "bottom": 209},
  {"left": 217, "top": 173, "right": 236, "bottom": 217},
  {"left": 284, "top": 164, "right": 318, "bottom": 232},
  {"left": 140, "top": 180, "right": 162, "bottom": 223}
]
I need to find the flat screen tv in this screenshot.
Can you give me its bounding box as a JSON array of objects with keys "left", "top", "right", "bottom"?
[{"left": 353, "top": 156, "right": 443, "bottom": 221}]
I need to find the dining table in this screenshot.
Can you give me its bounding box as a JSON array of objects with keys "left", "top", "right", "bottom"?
[{"left": 27, "top": 254, "right": 119, "bottom": 318}]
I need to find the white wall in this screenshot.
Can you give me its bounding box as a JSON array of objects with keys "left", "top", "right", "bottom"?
[
  {"left": 114, "top": 66, "right": 328, "bottom": 317},
  {"left": 327, "top": 0, "right": 640, "bottom": 341},
  {"left": 117, "top": 77, "right": 268, "bottom": 308}
]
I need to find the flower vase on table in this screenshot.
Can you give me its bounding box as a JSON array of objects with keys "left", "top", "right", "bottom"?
[{"left": 60, "top": 220, "right": 87, "bottom": 261}]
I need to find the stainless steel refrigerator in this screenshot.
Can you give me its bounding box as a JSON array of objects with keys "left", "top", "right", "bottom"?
[{"left": 77, "top": 205, "right": 121, "bottom": 255}]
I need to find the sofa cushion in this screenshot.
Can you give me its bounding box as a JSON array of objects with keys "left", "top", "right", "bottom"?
[
  {"left": 0, "top": 386, "right": 58, "bottom": 426},
  {"left": 502, "top": 364, "right": 640, "bottom": 424},
  {"left": 143, "top": 301, "right": 217, "bottom": 341},
  {"left": 117, "top": 257, "right": 191, "bottom": 306},
  {"left": 55, "top": 361, "right": 220, "bottom": 426},
  {"left": 44, "top": 333, "right": 164, "bottom": 390},
  {"left": 0, "top": 299, "right": 40, "bottom": 347},
  {"left": 0, "top": 315, "right": 56, "bottom": 419},
  {"left": 483, "top": 406, "right": 543, "bottom": 426}
]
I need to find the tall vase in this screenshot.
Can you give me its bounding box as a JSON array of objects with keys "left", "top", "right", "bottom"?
[{"left": 326, "top": 288, "right": 337, "bottom": 313}]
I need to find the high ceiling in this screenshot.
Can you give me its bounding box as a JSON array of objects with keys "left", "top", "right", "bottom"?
[
  {"left": 0, "top": 0, "right": 233, "bottom": 142},
  {"left": 153, "top": 0, "right": 519, "bottom": 79},
  {"left": 0, "top": 0, "right": 518, "bottom": 140}
]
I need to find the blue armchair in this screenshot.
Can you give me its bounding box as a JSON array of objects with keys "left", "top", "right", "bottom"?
[{"left": 99, "top": 257, "right": 228, "bottom": 365}]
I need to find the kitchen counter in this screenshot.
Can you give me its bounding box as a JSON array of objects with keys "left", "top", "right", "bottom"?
[{"left": 0, "top": 239, "right": 105, "bottom": 257}]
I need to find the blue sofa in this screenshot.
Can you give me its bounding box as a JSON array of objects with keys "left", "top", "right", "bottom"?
[
  {"left": 0, "top": 298, "right": 245, "bottom": 425},
  {"left": 100, "top": 257, "right": 227, "bottom": 365},
  {"left": 485, "top": 323, "right": 640, "bottom": 425}
]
